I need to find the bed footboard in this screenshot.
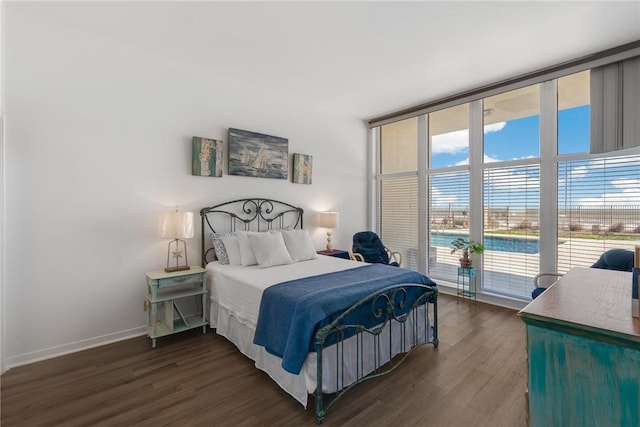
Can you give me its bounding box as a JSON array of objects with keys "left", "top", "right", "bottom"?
[{"left": 313, "top": 283, "right": 438, "bottom": 424}]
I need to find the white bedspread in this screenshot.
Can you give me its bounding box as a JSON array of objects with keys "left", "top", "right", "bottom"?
[
  {"left": 206, "top": 256, "right": 431, "bottom": 408},
  {"left": 207, "top": 256, "right": 363, "bottom": 329},
  {"left": 206, "top": 256, "right": 366, "bottom": 406}
]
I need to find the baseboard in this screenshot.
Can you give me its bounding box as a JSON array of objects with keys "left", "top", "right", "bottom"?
[{"left": 5, "top": 326, "right": 147, "bottom": 370}]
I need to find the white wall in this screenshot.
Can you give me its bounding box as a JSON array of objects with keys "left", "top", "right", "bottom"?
[
  {"left": 4, "top": 4, "right": 367, "bottom": 367},
  {"left": 1, "top": 0, "right": 6, "bottom": 374}
]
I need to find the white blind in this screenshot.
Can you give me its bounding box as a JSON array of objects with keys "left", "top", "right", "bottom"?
[
  {"left": 428, "top": 171, "right": 470, "bottom": 281},
  {"left": 483, "top": 165, "right": 540, "bottom": 299},
  {"left": 380, "top": 176, "right": 419, "bottom": 271},
  {"left": 557, "top": 154, "right": 640, "bottom": 273}
]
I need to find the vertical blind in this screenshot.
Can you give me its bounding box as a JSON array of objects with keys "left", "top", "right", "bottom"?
[{"left": 590, "top": 56, "right": 640, "bottom": 154}]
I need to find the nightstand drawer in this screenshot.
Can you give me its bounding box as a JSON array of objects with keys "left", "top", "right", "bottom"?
[{"left": 155, "top": 273, "right": 204, "bottom": 288}]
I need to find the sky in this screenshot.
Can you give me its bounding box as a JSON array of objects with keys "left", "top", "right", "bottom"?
[
  {"left": 431, "top": 105, "right": 590, "bottom": 168},
  {"left": 430, "top": 105, "right": 640, "bottom": 208}
]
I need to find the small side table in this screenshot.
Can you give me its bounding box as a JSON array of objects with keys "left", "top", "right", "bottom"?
[
  {"left": 317, "top": 249, "right": 350, "bottom": 259},
  {"left": 457, "top": 267, "right": 477, "bottom": 304},
  {"left": 146, "top": 267, "right": 207, "bottom": 348}
]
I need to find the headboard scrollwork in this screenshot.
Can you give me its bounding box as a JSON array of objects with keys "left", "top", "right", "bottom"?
[{"left": 200, "top": 198, "right": 304, "bottom": 266}]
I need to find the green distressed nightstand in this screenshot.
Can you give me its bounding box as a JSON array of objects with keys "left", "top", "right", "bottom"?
[{"left": 146, "top": 266, "right": 207, "bottom": 348}]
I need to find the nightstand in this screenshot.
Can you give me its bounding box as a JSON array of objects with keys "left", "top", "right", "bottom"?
[
  {"left": 317, "top": 249, "right": 351, "bottom": 259},
  {"left": 146, "top": 266, "right": 207, "bottom": 348}
]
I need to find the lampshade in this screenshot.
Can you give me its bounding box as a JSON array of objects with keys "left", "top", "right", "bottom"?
[
  {"left": 158, "top": 211, "right": 194, "bottom": 239},
  {"left": 319, "top": 211, "right": 339, "bottom": 229}
]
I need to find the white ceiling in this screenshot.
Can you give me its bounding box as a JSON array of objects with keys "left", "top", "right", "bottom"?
[{"left": 18, "top": 1, "right": 640, "bottom": 122}]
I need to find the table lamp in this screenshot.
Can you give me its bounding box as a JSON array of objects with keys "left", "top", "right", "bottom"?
[
  {"left": 319, "top": 211, "right": 339, "bottom": 251},
  {"left": 158, "top": 209, "right": 194, "bottom": 272}
]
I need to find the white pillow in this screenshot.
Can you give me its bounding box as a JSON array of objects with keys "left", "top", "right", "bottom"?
[
  {"left": 237, "top": 234, "right": 258, "bottom": 266},
  {"left": 247, "top": 231, "right": 293, "bottom": 268},
  {"left": 221, "top": 236, "right": 242, "bottom": 265},
  {"left": 281, "top": 229, "right": 317, "bottom": 262}
]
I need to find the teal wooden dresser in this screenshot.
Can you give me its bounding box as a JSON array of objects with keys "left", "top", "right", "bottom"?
[{"left": 519, "top": 267, "right": 640, "bottom": 427}]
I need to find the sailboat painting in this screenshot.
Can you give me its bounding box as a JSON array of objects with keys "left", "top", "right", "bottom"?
[{"left": 228, "top": 128, "right": 289, "bottom": 179}]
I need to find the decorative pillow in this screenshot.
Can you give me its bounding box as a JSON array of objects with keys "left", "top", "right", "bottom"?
[
  {"left": 247, "top": 231, "right": 293, "bottom": 268},
  {"left": 281, "top": 229, "right": 317, "bottom": 262},
  {"left": 211, "top": 232, "right": 234, "bottom": 265},
  {"left": 221, "top": 236, "right": 242, "bottom": 265}
]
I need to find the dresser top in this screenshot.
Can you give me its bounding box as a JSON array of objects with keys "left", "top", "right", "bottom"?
[{"left": 519, "top": 267, "right": 640, "bottom": 343}]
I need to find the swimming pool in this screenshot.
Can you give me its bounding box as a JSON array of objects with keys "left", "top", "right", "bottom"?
[{"left": 430, "top": 233, "right": 540, "bottom": 254}]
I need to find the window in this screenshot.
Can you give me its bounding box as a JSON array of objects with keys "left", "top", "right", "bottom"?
[
  {"left": 558, "top": 155, "right": 640, "bottom": 273},
  {"left": 428, "top": 171, "right": 469, "bottom": 280},
  {"left": 381, "top": 117, "right": 418, "bottom": 174},
  {"left": 429, "top": 104, "right": 470, "bottom": 168},
  {"left": 483, "top": 165, "right": 540, "bottom": 298},
  {"left": 482, "top": 85, "right": 541, "bottom": 299},
  {"left": 557, "top": 71, "right": 640, "bottom": 274},
  {"left": 379, "top": 117, "right": 419, "bottom": 270},
  {"left": 558, "top": 71, "right": 590, "bottom": 155},
  {"left": 427, "top": 104, "right": 470, "bottom": 282},
  {"left": 374, "top": 54, "right": 640, "bottom": 302},
  {"left": 381, "top": 177, "right": 419, "bottom": 270},
  {"left": 484, "top": 86, "right": 540, "bottom": 163}
]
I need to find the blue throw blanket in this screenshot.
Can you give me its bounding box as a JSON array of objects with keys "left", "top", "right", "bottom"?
[{"left": 253, "top": 264, "right": 436, "bottom": 374}]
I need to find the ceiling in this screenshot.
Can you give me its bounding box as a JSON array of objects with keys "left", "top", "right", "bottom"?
[{"left": 16, "top": 1, "right": 640, "bottom": 122}]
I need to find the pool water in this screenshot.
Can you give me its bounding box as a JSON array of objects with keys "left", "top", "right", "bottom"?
[{"left": 430, "top": 233, "right": 539, "bottom": 254}]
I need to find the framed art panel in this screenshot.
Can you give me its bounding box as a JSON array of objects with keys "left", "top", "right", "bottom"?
[
  {"left": 292, "top": 153, "right": 312, "bottom": 184},
  {"left": 192, "top": 137, "right": 223, "bottom": 177},
  {"left": 228, "top": 128, "right": 288, "bottom": 179}
]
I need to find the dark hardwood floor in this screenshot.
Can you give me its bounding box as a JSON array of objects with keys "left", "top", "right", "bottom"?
[{"left": 1, "top": 294, "right": 527, "bottom": 426}]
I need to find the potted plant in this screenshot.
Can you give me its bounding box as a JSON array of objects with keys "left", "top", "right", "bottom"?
[{"left": 450, "top": 237, "right": 484, "bottom": 268}]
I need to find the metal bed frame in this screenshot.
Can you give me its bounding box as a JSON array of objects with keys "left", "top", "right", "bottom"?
[{"left": 200, "top": 198, "right": 438, "bottom": 424}]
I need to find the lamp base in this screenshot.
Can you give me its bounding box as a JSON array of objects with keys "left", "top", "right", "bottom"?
[
  {"left": 165, "top": 265, "right": 190, "bottom": 273},
  {"left": 165, "top": 239, "right": 191, "bottom": 273}
]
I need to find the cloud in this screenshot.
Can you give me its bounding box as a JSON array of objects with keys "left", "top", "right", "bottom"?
[
  {"left": 484, "top": 122, "right": 507, "bottom": 133},
  {"left": 486, "top": 168, "right": 540, "bottom": 191},
  {"left": 432, "top": 129, "right": 468, "bottom": 155},
  {"left": 577, "top": 177, "right": 640, "bottom": 205},
  {"left": 453, "top": 154, "right": 509, "bottom": 166},
  {"left": 569, "top": 165, "right": 588, "bottom": 179},
  {"left": 430, "top": 185, "right": 458, "bottom": 207},
  {"left": 431, "top": 121, "right": 507, "bottom": 156}
]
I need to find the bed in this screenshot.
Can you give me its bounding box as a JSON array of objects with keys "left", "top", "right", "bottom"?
[{"left": 200, "top": 198, "right": 438, "bottom": 423}]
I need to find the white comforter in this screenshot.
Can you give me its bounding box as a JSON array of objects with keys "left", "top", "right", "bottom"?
[
  {"left": 206, "top": 256, "right": 430, "bottom": 408},
  {"left": 208, "top": 256, "right": 364, "bottom": 329}
]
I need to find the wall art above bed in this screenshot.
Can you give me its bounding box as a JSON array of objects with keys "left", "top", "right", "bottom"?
[
  {"left": 192, "top": 136, "right": 223, "bottom": 177},
  {"left": 292, "top": 153, "right": 312, "bottom": 184},
  {"left": 228, "top": 128, "right": 288, "bottom": 179}
]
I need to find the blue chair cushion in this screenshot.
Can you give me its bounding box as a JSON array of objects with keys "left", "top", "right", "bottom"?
[
  {"left": 591, "top": 249, "right": 634, "bottom": 272},
  {"left": 352, "top": 231, "right": 391, "bottom": 265},
  {"left": 531, "top": 287, "right": 546, "bottom": 299}
]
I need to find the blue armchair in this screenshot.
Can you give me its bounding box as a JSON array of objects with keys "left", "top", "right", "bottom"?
[
  {"left": 531, "top": 248, "right": 635, "bottom": 299},
  {"left": 350, "top": 231, "right": 402, "bottom": 267}
]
